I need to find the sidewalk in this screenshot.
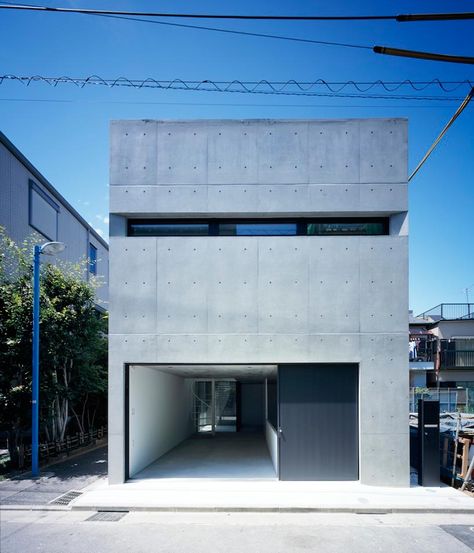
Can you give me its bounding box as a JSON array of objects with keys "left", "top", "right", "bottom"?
[
  {"left": 71, "top": 477, "right": 474, "bottom": 513},
  {"left": 0, "top": 445, "right": 107, "bottom": 506}
]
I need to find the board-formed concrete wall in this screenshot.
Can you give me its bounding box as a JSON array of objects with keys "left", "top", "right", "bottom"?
[{"left": 108, "top": 119, "right": 409, "bottom": 486}]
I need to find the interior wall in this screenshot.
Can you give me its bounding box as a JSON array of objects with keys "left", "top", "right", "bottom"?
[
  {"left": 264, "top": 379, "right": 279, "bottom": 474},
  {"left": 240, "top": 382, "right": 264, "bottom": 429},
  {"left": 129, "top": 366, "right": 194, "bottom": 477},
  {"left": 265, "top": 421, "right": 278, "bottom": 473}
]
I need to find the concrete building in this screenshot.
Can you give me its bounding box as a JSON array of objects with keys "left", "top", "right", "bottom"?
[
  {"left": 0, "top": 131, "right": 108, "bottom": 307},
  {"left": 109, "top": 118, "right": 409, "bottom": 487}
]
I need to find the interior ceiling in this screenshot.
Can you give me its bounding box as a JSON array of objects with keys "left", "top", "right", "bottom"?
[{"left": 133, "top": 364, "right": 277, "bottom": 381}]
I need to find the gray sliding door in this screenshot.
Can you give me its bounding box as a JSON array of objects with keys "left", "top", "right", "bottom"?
[{"left": 278, "top": 364, "right": 358, "bottom": 481}]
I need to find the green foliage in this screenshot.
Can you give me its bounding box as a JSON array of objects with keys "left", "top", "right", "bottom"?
[{"left": 0, "top": 227, "right": 107, "bottom": 467}]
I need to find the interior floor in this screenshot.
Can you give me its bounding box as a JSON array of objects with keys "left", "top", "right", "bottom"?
[{"left": 132, "top": 432, "right": 277, "bottom": 480}]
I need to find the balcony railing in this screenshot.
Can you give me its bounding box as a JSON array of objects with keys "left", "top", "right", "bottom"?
[
  {"left": 409, "top": 334, "right": 436, "bottom": 363},
  {"left": 440, "top": 350, "right": 474, "bottom": 369},
  {"left": 417, "top": 303, "right": 474, "bottom": 321}
]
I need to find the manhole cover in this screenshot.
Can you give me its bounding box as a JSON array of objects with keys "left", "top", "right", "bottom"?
[
  {"left": 49, "top": 490, "right": 83, "bottom": 505},
  {"left": 86, "top": 511, "right": 128, "bottom": 522}
]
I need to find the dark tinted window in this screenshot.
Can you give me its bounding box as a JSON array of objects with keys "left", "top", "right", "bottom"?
[
  {"left": 128, "top": 222, "right": 209, "bottom": 236},
  {"left": 127, "top": 218, "right": 388, "bottom": 237},
  {"left": 307, "top": 221, "right": 386, "bottom": 236},
  {"left": 219, "top": 222, "right": 297, "bottom": 236}
]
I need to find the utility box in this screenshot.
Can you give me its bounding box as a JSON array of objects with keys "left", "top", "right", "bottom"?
[{"left": 418, "top": 399, "right": 440, "bottom": 486}]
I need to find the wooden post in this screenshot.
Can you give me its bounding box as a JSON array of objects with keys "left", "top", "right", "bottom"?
[
  {"left": 461, "top": 442, "right": 474, "bottom": 491},
  {"left": 460, "top": 438, "right": 470, "bottom": 479}
]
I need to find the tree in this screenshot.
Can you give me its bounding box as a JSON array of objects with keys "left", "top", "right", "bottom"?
[{"left": 0, "top": 228, "right": 107, "bottom": 468}]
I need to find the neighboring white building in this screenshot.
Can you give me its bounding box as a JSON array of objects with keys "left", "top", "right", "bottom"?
[
  {"left": 410, "top": 304, "right": 474, "bottom": 387},
  {"left": 109, "top": 119, "right": 409, "bottom": 487},
  {"left": 0, "top": 130, "right": 108, "bottom": 308}
]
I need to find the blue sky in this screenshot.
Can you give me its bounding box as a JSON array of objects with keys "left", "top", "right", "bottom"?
[{"left": 0, "top": 0, "right": 473, "bottom": 314}]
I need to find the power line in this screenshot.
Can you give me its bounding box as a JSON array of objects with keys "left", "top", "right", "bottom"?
[
  {"left": 95, "top": 13, "right": 372, "bottom": 51},
  {"left": 409, "top": 87, "right": 474, "bottom": 181},
  {"left": 0, "top": 97, "right": 461, "bottom": 108},
  {"left": 0, "top": 0, "right": 371, "bottom": 51},
  {"left": 0, "top": 1, "right": 373, "bottom": 51},
  {"left": 374, "top": 46, "right": 474, "bottom": 65},
  {"left": 1, "top": 4, "right": 473, "bottom": 22},
  {"left": 0, "top": 75, "right": 471, "bottom": 100},
  {"left": 0, "top": 1, "right": 375, "bottom": 52}
]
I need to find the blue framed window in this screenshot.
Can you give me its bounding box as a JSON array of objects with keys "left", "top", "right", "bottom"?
[{"left": 89, "top": 243, "right": 97, "bottom": 275}]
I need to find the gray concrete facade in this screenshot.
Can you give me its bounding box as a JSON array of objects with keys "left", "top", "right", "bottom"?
[
  {"left": 0, "top": 131, "right": 108, "bottom": 306},
  {"left": 109, "top": 119, "right": 409, "bottom": 486}
]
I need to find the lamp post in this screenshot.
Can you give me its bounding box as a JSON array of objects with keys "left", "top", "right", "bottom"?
[{"left": 31, "top": 241, "right": 65, "bottom": 477}]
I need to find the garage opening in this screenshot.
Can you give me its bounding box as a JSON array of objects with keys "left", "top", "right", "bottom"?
[
  {"left": 126, "top": 363, "right": 359, "bottom": 482},
  {"left": 126, "top": 365, "right": 278, "bottom": 481}
]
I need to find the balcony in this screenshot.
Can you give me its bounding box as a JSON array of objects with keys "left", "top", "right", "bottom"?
[
  {"left": 439, "top": 342, "right": 474, "bottom": 370},
  {"left": 409, "top": 333, "right": 435, "bottom": 363}
]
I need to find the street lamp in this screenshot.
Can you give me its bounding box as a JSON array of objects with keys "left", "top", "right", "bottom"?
[{"left": 32, "top": 241, "right": 65, "bottom": 477}]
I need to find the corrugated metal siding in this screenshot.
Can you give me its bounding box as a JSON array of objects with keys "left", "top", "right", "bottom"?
[
  {"left": 1, "top": 144, "right": 34, "bottom": 244},
  {"left": 90, "top": 234, "right": 109, "bottom": 305},
  {"left": 0, "top": 141, "right": 109, "bottom": 307},
  {"left": 57, "top": 205, "right": 88, "bottom": 267},
  {"left": 0, "top": 143, "right": 12, "bottom": 233}
]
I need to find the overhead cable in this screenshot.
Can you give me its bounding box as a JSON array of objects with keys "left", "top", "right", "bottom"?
[
  {"left": 95, "top": 13, "right": 372, "bottom": 51},
  {"left": 0, "top": 75, "right": 472, "bottom": 99},
  {"left": 374, "top": 46, "right": 474, "bottom": 65},
  {"left": 409, "top": 87, "right": 474, "bottom": 181},
  {"left": 0, "top": 97, "right": 461, "bottom": 108},
  {"left": 1, "top": 4, "right": 473, "bottom": 22}
]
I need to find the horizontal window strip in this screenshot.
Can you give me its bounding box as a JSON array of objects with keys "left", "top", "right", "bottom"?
[{"left": 128, "top": 218, "right": 389, "bottom": 237}]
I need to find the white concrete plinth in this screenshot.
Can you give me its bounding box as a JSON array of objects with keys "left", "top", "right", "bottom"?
[{"left": 73, "top": 478, "right": 474, "bottom": 513}]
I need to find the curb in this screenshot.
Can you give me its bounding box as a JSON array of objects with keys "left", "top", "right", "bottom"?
[
  {"left": 70, "top": 505, "right": 474, "bottom": 514},
  {"left": 0, "top": 505, "right": 71, "bottom": 512},
  {"left": 2, "top": 503, "right": 474, "bottom": 514}
]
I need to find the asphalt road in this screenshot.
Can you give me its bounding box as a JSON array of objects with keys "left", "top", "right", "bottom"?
[
  {"left": 0, "top": 445, "right": 107, "bottom": 505},
  {"left": 1, "top": 511, "right": 474, "bottom": 553}
]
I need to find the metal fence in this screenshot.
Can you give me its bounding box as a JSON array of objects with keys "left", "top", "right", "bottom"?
[
  {"left": 409, "top": 388, "right": 471, "bottom": 413},
  {"left": 17, "top": 426, "right": 107, "bottom": 469}
]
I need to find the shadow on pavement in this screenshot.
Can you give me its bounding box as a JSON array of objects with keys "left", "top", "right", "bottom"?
[{"left": 0, "top": 445, "right": 107, "bottom": 505}]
